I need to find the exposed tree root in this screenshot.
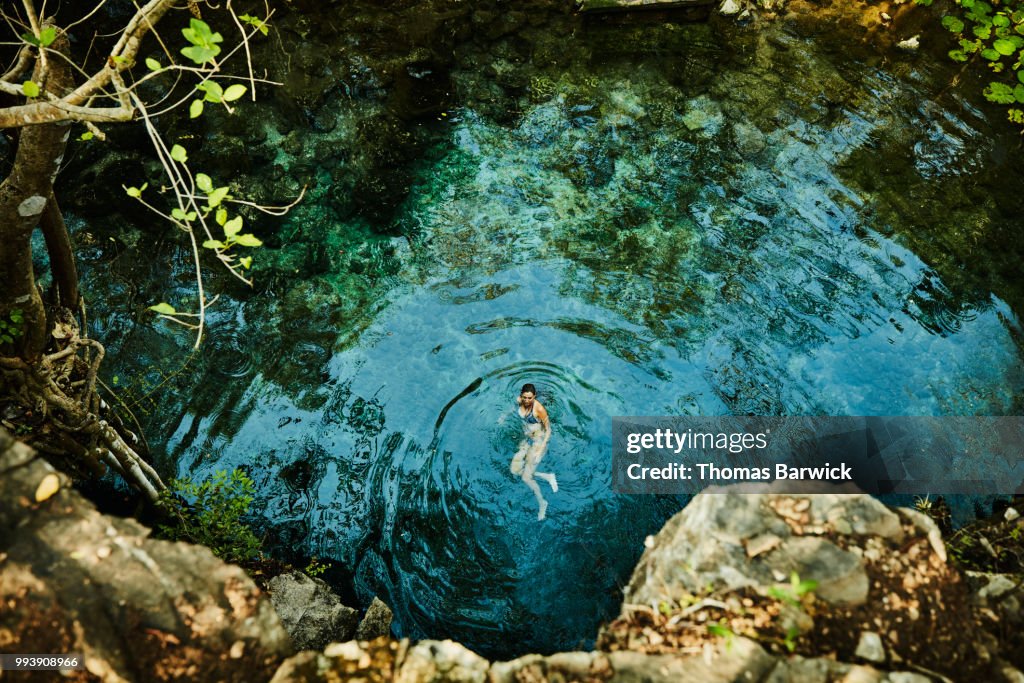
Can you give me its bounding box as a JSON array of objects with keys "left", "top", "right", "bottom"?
[{"left": 0, "top": 313, "right": 165, "bottom": 502}]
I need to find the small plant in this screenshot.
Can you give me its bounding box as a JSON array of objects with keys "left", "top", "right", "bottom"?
[
  {"left": 305, "top": 557, "right": 328, "bottom": 578},
  {"left": 156, "top": 468, "right": 263, "bottom": 564},
  {"left": 707, "top": 620, "right": 736, "bottom": 651},
  {"left": 0, "top": 308, "right": 24, "bottom": 344},
  {"left": 767, "top": 571, "right": 818, "bottom": 608},
  {"left": 782, "top": 625, "right": 801, "bottom": 653}
]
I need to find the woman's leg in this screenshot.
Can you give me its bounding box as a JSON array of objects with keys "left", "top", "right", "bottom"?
[
  {"left": 527, "top": 440, "right": 558, "bottom": 492},
  {"left": 521, "top": 450, "right": 548, "bottom": 520},
  {"left": 510, "top": 440, "right": 529, "bottom": 475}
]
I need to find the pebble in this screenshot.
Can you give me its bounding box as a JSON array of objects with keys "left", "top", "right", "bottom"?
[{"left": 855, "top": 630, "right": 886, "bottom": 663}]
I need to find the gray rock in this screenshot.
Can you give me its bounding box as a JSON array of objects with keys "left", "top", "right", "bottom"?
[
  {"left": 0, "top": 432, "right": 292, "bottom": 682},
  {"left": 268, "top": 572, "right": 359, "bottom": 651},
  {"left": 855, "top": 631, "right": 886, "bottom": 663},
  {"left": 623, "top": 486, "right": 910, "bottom": 610},
  {"left": 355, "top": 596, "right": 394, "bottom": 640},
  {"left": 732, "top": 121, "right": 766, "bottom": 157}
]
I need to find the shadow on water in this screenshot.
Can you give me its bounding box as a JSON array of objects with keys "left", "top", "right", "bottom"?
[{"left": 59, "top": 0, "right": 1024, "bottom": 660}]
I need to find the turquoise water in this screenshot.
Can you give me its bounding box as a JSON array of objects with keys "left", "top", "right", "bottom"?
[{"left": 65, "top": 4, "right": 1024, "bottom": 658}]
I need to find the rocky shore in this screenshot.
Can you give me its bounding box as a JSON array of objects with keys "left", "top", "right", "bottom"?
[{"left": 4, "top": 430, "right": 1022, "bottom": 682}]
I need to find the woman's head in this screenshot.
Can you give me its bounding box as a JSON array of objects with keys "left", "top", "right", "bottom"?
[{"left": 520, "top": 383, "right": 537, "bottom": 399}]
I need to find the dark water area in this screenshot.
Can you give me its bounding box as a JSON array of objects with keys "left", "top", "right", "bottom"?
[{"left": 51, "top": 0, "right": 1024, "bottom": 659}]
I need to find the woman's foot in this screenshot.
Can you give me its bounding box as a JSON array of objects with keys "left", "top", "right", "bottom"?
[
  {"left": 538, "top": 472, "right": 558, "bottom": 493},
  {"left": 537, "top": 499, "right": 548, "bottom": 521}
]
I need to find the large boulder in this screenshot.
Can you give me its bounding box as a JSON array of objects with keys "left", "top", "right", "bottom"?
[
  {"left": 615, "top": 483, "right": 1005, "bottom": 681},
  {"left": 0, "top": 430, "right": 292, "bottom": 682},
  {"left": 267, "top": 571, "right": 360, "bottom": 651}
]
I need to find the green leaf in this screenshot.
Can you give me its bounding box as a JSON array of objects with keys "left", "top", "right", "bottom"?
[
  {"left": 993, "top": 14, "right": 1010, "bottom": 27},
  {"left": 216, "top": 207, "right": 228, "bottom": 225},
  {"left": 38, "top": 27, "right": 57, "bottom": 47},
  {"left": 79, "top": 131, "right": 94, "bottom": 141},
  {"left": 171, "top": 207, "right": 187, "bottom": 220},
  {"left": 23, "top": 80, "right": 40, "bottom": 98},
  {"left": 124, "top": 182, "right": 148, "bottom": 198},
  {"left": 149, "top": 302, "right": 177, "bottom": 315},
  {"left": 949, "top": 49, "right": 969, "bottom": 62},
  {"left": 182, "top": 45, "right": 219, "bottom": 64},
  {"left": 984, "top": 81, "right": 1017, "bottom": 103},
  {"left": 224, "top": 216, "right": 243, "bottom": 237},
  {"left": 223, "top": 84, "right": 247, "bottom": 102},
  {"left": 973, "top": 24, "right": 992, "bottom": 40},
  {"left": 198, "top": 80, "right": 224, "bottom": 103},
  {"left": 1, "top": 334, "right": 12, "bottom": 344},
  {"left": 981, "top": 48, "right": 1002, "bottom": 60},
  {"left": 1015, "top": 83, "right": 1024, "bottom": 103},
  {"left": 171, "top": 144, "right": 188, "bottom": 163},
  {"left": 1019, "top": 70, "right": 1024, "bottom": 84},
  {"left": 196, "top": 173, "right": 213, "bottom": 193},
  {"left": 203, "top": 239, "right": 226, "bottom": 250},
  {"left": 240, "top": 256, "right": 253, "bottom": 269},
  {"left": 942, "top": 15, "right": 965, "bottom": 33},
  {"left": 234, "top": 233, "right": 262, "bottom": 247},
  {"left": 181, "top": 19, "right": 223, "bottom": 65},
  {"left": 20, "top": 32, "right": 40, "bottom": 47},
  {"left": 146, "top": 57, "right": 161, "bottom": 71},
  {"left": 994, "top": 38, "right": 1018, "bottom": 55},
  {"left": 208, "top": 186, "right": 229, "bottom": 207},
  {"left": 240, "top": 14, "right": 270, "bottom": 35}
]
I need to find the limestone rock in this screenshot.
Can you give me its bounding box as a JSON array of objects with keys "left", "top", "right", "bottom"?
[
  {"left": 355, "top": 596, "right": 394, "bottom": 640},
  {"left": 0, "top": 431, "right": 292, "bottom": 682},
  {"left": 394, "top": 640, "right": 489, "bottom": 683},
  {"left": 268, "top": 572, "right": 359, "bottom": 651},
  {"left": 623, "top": 485, "right": 897, "bottom": 609},
  {"left": 269, "top": 638, "right": 400, "bottom": 683}
]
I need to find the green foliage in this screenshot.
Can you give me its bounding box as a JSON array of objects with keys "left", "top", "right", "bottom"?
[
  {"left": 181, "top": 18, "right": 223, "bottom": 65},
  {"left": 21, "top": 26, "right": 57, "bottom": 48},
  {"left": 937, "top": 0, "right": 1024, "bottom": 130},
  {"left": 239, "top": 14, "right": 269, "bottom": 35},
  {"left": 156, "top": 468, "right": 263, "bottom": 563},
  {"left": 0, "top": 308, "right": 24, "bottom": 345},
  {"left": 305, "top": 557, "right": 328, "bottom": 578},
  {"left": 767, "top": 571, "right": 818, "bottom": 608},
  {"left": 22, "top": 80, "right": 39, "bottom": 98}
]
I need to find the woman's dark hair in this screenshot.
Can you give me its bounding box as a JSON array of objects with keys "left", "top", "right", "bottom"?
[{"left": 520, "top": 383, "right": 537, "bottom": 396}]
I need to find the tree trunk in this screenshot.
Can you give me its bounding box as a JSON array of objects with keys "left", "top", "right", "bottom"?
[
  {"left": 40, "top": 194, "right": 80, "bottom": 309},
  {"left": 0, "top": 29, "right": 73, "bottom": 361}
]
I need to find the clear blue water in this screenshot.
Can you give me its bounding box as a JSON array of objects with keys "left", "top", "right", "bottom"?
[{"left": 65, "top": 6, "right": 1024, "bottom": 659}]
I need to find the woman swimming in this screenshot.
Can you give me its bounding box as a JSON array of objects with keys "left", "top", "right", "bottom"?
[{"left": 510, "top": 383, "right": 558, "bottom": 520}]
